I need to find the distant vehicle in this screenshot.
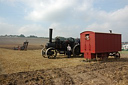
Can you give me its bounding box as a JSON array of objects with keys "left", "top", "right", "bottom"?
[
  {"left": 41, "top": 29, "right": 81, "bottom": 58},
  {"left": 14, "top": 40, "right": 29, "bottom": 50}
]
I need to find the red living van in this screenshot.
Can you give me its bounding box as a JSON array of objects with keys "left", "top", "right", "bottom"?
[{"left": 80, "top": 31, "right": 121, "bottom": 60}]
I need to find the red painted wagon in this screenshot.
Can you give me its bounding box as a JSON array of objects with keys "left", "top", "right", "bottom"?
[{"left": 80, "top": 31, "right": 121, "bottom": 60}]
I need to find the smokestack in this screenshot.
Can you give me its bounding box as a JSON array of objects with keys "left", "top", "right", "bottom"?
[
  {"left": 109, "top": 30, "right": 112, "bottom": 33},
  {"left": 49, "top": 28, "right": 53, "bottom": 43}
]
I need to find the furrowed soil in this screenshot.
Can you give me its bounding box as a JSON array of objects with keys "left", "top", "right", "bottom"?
[
  {"left": 0, "top": 37, "right": 48, "bottom": 50},
  {"left": 0, "top": 37, "right": 128, "bottom": 85}
]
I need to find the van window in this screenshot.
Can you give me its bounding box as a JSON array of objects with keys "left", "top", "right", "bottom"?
[{"left": 85, "top": 34, "right": 90, "bottom": 40}]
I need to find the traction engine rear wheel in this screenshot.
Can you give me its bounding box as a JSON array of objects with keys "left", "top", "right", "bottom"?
[{"left": 73, "top": 44, "right": 80, "bottom": 56}]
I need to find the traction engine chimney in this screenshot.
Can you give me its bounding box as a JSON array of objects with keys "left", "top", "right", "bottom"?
[{"left": 49, "top": 28, "right": 53, "bottom": 43}]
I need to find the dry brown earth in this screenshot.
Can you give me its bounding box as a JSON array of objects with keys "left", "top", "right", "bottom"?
[{"left": 0, "top": 55, "right": 128, "bottom": 85}]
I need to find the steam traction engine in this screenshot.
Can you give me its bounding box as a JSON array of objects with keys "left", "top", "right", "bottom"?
[{"left": 42, "top": 29, "right": 80, "bottom": 58}]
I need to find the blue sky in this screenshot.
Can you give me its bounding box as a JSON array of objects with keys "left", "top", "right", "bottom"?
[{"left": 0, "top": 0, "right": 128, "bottom": 41}]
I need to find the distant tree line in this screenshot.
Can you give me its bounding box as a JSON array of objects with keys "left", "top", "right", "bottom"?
[
  {"left": 0, "top": 34, "right": 47, "bottom": 38},
  {"left": 122, "top": 42, "right": 128, "bottom": 45}
]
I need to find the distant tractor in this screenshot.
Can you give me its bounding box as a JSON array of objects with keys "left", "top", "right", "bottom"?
[
  {"left": 41, "top": 29, "right": 81, "bottom": 58},
  {"left": 14, "top": 40, "right": 29, "bottom": 50}
]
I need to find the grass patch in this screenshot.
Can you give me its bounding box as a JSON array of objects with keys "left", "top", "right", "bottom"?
[{"left": 120, "top": 51, "right": 128, "bottom": 54}]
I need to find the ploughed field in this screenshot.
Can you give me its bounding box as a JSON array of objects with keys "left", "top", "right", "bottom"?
[
  {"left": 0, "top": 37, "right": 128, "bottom": 85},
  {"left": 0, "top": 37, "right": 48, "bottom": 50}
]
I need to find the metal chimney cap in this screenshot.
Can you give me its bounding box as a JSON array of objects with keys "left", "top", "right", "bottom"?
[{"left": 109, "top": 30, "right": 112, "bottom": 33}]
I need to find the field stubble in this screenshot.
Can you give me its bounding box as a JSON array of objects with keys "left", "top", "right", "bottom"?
[
  {"left": 0, "top": 48, "right": 85, "bottom": 75},
  {"left": 0, "top": 48, "right": 128, "bottom": 85}
]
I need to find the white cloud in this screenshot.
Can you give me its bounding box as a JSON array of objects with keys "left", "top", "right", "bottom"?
[
  {"left": 83, "top": 5, "right": 128, "bottom": 41},
  {"left": 23, "top": 0, "right": 93, "bottom": 22},
  {"left": 24, "top": 0, "right": 73, "bottom": 21},
  {"left": 18, "top": 24, "right": 47, "bottom": 37},
  {"left": 110, "top": 6, "right": 128, "bottom": 21},
  {"left": 49, "top": 22, "right": 81, "bottom": 38},
  {"left": 86, "top": 23, "right": 110, "bottom": 32},
  {"left": 0, "top": 22, "right": 18, "bottom": 35}
]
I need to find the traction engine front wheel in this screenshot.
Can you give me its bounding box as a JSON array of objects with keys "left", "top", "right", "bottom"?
[
  {"left": 46, "top": 47, "right": 57, "bottom": 59},
  {"left": 41, "top": 48, "right": 47, "bottom": 58}
]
